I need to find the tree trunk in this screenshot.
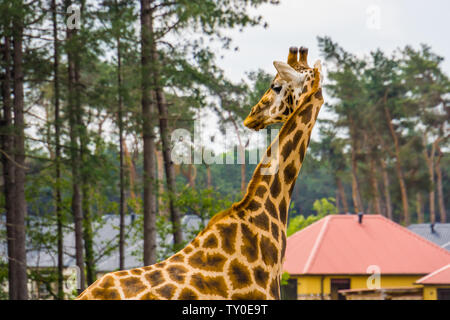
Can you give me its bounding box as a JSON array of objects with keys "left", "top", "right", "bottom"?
[
  {"left": 416, "top": 193, "right": 424, "bottom": 223},
  {"left": 154, "top": 88, "right": 183, "bottom": 246},
  {"left": 423, "top": 134, "right": 437, "bottom": 224},
  {"left": 336, "top": 177, "right": 349, "bottom": 213},
  {"left": 82, "top": 183, "right": 95, "bottom": 285},
  {"left": 12, "top": 8, "right": 28, "bottom": 299},
  {"left": 369, "top": 158, "right": 382, "bottom": 215},
  {"left": 74, "top": 0, "right": 95, "bottom": 287},
  {"left": 350, "top": 146, "right": 363, "bottom": 213},
  {"left": 383, "top": 99, "right": 409, "bottom": 225},
  {"left": 156, "top": 149, "right": 167, "bottom": 215},
  {"left": 435, "top": 146, "right": 446, "bottom": 223},
  {"left": 66, "top": 0, "right": 85, "bottom": 292},
  {"left": 180, "top": 163, "right": 196, "bottom": 188},
  {"left": 123, "top": 141, "right": 139, "bottom": 211},
  {"left": 1, "top": 34, "right": 18, "bottom": 300},
  {"left": 115, "top": 0, "right": 126, "bottom": 270},
  {"left": 148, "top": 7, "right": 183, "bottom": 246},
  {"left": 379, "top": 157, "right": 393, "bottom": 220},
  {"left": 141, "top": 0, "right": 157, "bottom": 265},
  {"left": 51, "top": 0, "right": 64, "bottom": 299}
]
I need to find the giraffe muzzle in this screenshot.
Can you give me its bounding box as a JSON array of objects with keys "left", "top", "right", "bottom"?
[{"left": 244, "top": 116, "right": 264, "bottom": 131}]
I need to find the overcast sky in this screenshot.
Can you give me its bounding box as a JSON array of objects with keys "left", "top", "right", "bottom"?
[
  {"left": 194, "top": 0, "right": 450, "bottom": 152},
  {"left": 218, "top": 0, "right": 450, "bottom": 82}
]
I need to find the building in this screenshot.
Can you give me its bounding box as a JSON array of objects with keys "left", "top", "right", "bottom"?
[
  {"left": 416, "top": 264, "right": 450, "bottom": 300},
  {"left": 408, "top": 223, "right": 450, "bottom": 251},
  {"left": 0, "top": 214, "right": 205, "bottom": 299},
  {"left": 283, "top": 214, "right": 450, "bottom": 300}
]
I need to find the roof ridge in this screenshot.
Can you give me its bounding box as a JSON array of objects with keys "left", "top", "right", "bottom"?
[
  {"left": 377, "top": 215, "right": 450, "bottom": 258},
  {"left": 416, "top": 263, "right": 450, "bottom": 284},
  {"left": 302, "top": 215, "right": 331, "bottom": 273}
]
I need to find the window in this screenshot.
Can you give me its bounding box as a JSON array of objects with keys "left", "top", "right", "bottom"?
[
  {"left": 437, "top": 288, "right": 450, "bottom": 300},
  {"left": 281, "top": 278, "right": 298, "bottom": 300},
  {"left": 330, "top": 279, "right": 350, "bottom": 300}
]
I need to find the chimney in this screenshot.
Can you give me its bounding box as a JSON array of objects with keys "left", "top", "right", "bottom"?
[
  {"left": 358, "top": 212, "right": 363, "bottom": 224},
  {"left": 430, "top": 223, "right": 435, "bottom": 233}
]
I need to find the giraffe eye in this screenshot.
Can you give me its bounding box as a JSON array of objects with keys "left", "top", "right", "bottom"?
[{"left": 272, "top": 85, "right": 282, "bottom": 94}]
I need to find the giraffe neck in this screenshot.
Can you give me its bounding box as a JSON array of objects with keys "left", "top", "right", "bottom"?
[{"left": 234, "top": 72, "right": 324, "bottom": 227}]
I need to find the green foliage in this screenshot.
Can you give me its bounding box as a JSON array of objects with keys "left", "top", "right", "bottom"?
[
  {"left": 286, "top": 198, "right": 337, "bottom": 237},
  {"left": 313, "top": 197, "right": 338, "bottom": 216},
  {"left": 281, "top": 271, "right": 290, "bottom": 286}
]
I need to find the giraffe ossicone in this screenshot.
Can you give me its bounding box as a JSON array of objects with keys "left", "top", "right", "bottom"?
[{"left": 76, "top": 46, "right": 324, "bottom": 300}]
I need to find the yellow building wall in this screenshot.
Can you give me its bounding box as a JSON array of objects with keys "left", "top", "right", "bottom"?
[
  {"left": 423, "top": 285, "right": 450, "bottom": 300},
  {"left": 294, "top": 274, "right": 423, "bottom": 299}
]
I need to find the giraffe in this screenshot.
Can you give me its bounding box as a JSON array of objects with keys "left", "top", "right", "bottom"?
[{"left": 76, "top": 46, "right": 324, "bottom": 300}]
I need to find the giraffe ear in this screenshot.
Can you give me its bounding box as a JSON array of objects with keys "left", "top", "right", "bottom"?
[
  {"left": 313, "top": 59, "right": 323, "bottom": 86},
  {"left": 273, "top": 61, "right": 299, "bottom": 83},
  {"left": 313, "top": 59, "right": 322, "bottom": 73}
]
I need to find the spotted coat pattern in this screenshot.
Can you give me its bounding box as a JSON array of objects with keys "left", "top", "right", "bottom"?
[{"left": 76, "top": 47, "right": 324, "bottom": 300}]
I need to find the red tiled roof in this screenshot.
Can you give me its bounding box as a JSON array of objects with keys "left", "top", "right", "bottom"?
[
  {"left": 283, "top": 215, "right": 450, "bottom": 275},
  {"left": 416, "top": 264, "right": 450, "bottom": 285}
]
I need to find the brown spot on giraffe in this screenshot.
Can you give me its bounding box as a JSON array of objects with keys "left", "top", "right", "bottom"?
[
  {"left": 283, "top": 160, "right": 297, "bottom": 185},
  {"left": 281, "top": 139, "right": 294, "bottom": 160},
  {"left": 299, "top": 104, "right": 313, "bottom": 124},
  {"left": 120, "top": 277, "right": 147, "bottom": 299},
  {"left": 264, "top": 197, "right": 278, "bottom": 220},
  {"left": 271, "top": 222, "right": 279, "bottom": 242},
  {"left": 299, "top": 141, "right": 306, "bottom": 163},
  {"left": 279, "top": 198, "right": 287, "bottom": 226},
  {"left": 216, "top": 223, "right": 238, "bottom": 254},
  {"left": 91, "top": 287, "right": 120, "bottom": 300},
  {"left": 270, "top": 174, "right": 281, "bottom": 199},
  {"left": 130, "top": 269, "right": 143, "bottom": 276},
  {"left": 281, "top": 232, "right": 287, "bottom": 259},
  {"left": 145, "top": 270, "right": 164, "bottom": 287},
  {"left": 253, "top": 266, "right": 270, "bottom": 289},
  {"left": 228, "top": 259, "right": 252, "bottom": 290},
  {"left": 255, "top": 185, "right": 267, "bottom": 198},
  {"left": 167, "top": 265, "right": 188, "bottom": 283},
  {"left": 240, "top": 224, "right": 259, "bottom": 263},
  {"left": 169, "top": 253, "right": 184, "bottom": 263},
  {"left": 188, "top": 251, "right": 227, "bottom": 272},
  {"left": 140, "top": 292, "right": 160, "bottom": 300},
  {"left": 156, "top": 284, "right": 177, "bottom": 299},
  {"left": 252, "top": 212, "right": 270, "bottom": 231},
  {"left": 190, "top": 273, "right": 229, "bottom": 298},
  {"left": 179, "top": 288, "right": 198, "bottom": 300},
  {"left": 247, "top": 199, "right": 261, "bottom": 211},
  {"left": 116, "top": 271, "right": 129, "bottom": 277},
  {"left": 292, "top": 130, "right": 303, "bottom": 147},
  {"left": 260, "top": 236, "right": 279, "bottom": 267},
  {"left": 269, "top": 277, "right": 280, "bottom": 299},
  {"left": 203, "top": 233, "right": 219, "bottom": 248},
  {"left": 231, "top": 290, "right": 267, "bottom": 300}
]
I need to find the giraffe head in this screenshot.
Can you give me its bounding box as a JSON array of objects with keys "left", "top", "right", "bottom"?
[{"left": 243, "top": 46, "right": 322, "bottom": 130}]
